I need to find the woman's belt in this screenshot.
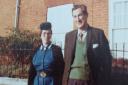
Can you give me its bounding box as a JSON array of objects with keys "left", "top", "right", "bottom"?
[{"left": 37, "top": 70, "right": 53, "bottom": 77}]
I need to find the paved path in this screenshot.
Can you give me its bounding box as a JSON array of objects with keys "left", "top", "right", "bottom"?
[{"left": 0, "top": 77, "right": 27, "bottom": 85}]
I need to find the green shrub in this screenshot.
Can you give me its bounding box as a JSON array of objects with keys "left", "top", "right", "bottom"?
[{"left": 0, "top": 30, "right": 40, "bottom": 78}]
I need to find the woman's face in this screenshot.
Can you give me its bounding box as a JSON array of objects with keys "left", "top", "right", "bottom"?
[{"left": 41, "top": 30, "right": 52, "bottom": 44}]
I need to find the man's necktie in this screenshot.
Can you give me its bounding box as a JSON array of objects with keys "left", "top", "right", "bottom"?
[{"left": 79, "top": 33, "right": 83, "bottom": 41}]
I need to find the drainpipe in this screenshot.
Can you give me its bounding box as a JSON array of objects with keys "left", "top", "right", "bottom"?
[{"left": 14, "top": 0, "right": 21, "bottom": 32}]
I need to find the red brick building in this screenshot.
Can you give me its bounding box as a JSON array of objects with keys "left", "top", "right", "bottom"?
[{"left": 0, "top": 0, "right": 108, "bottom": 37}]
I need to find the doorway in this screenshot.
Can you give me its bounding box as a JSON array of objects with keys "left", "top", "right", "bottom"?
[{"left": 47, "top": 4, "right": 73, "bottom": 53}]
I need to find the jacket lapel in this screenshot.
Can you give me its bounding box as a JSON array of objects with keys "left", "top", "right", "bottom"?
[
  {"left": 87, "top": 26, "right": 92, "bottom": 49},
  {"left": 69, "top": 30, "right": 77, "bottom": 65}
]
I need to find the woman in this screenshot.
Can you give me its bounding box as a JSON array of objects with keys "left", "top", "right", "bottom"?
[{"left": 28, "top": 22, "right": 64, "bottom": 85}]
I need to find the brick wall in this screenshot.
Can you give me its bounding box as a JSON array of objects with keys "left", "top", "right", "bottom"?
[
  {"left": 18, "top": 0, "right": 46, "bottom": 33},
  {"left": 0, "top": 0, "right": 108, "bottom": 37},
  {"left": 91, "top": 0, "right": 108, "bottom": 36},
  {"left": 0, "top": 0, "right": 16, "bottom": 37}
]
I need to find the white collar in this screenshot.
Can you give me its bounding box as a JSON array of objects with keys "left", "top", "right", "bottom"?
[
  {"left": 77, "top": 25, "right": 88, "bottom": 34},
  {"left": 40, "top": 43, "right": 52, "bottom": 50},
  {"left": 77, "top": 29, "right": 87, "bottom": 37},
  {"left": 78, "top": 29, "right": 86, "bottom": 34}
]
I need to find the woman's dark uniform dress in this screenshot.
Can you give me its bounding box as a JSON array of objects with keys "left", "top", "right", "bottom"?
[{"left": 28, "top": 44, "right": 64, "bottom": 85}]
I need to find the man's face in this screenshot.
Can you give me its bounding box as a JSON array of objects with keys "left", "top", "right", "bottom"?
[
  {"left": 41, "top": 30, "right": 52, "bottom": 44},
  {"left": 72, "top": 8, "right": 88, "bottom": 29}
]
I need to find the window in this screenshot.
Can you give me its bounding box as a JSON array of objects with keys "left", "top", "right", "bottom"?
[{"left": 109, "top": 0, "right": 128, "bottom": 59}]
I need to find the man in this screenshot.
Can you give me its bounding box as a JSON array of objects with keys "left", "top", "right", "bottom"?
[
  {"left": 28, "top": 22, "right": 64, "bottom": 85},
  {"left": 62, "top": 4, "right": 112, "bottom": 85}
]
